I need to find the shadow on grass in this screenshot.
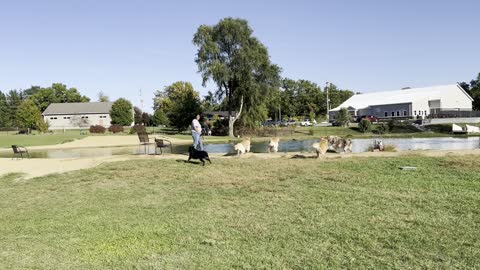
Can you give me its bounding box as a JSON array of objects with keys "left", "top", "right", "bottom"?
[{"left": 291, "top": 154, "right": 317, "bottom": 159}]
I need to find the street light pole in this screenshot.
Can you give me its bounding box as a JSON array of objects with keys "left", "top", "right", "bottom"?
[{"left": 326, "top": 82, "right": 330, "bottom": 121}]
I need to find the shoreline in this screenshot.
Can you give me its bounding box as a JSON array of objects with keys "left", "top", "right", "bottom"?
[{"left": 2, "top": 148, "right": 480, "bottom": 179}]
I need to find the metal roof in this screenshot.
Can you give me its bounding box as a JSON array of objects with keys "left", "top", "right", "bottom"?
[
  {"left": 42, "top": 102, "right": 113, "bottom": 115},
  {"left": 330, "top": 84, "right": 472, "bottom": 112}
]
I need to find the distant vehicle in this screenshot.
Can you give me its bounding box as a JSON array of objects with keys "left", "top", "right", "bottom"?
[
  {"left": 300, "top": 119, "right": 312, "bottom": 126},
  {"left": 357, "top": 115, "right": 378, "bottom": 123},
  {"left": 287, "top": 120, "right": 296, "bottom": 126}
]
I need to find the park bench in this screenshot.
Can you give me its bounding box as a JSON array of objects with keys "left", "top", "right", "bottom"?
[{"left": 11, "top": 145, "right": 30, "bottom": 159}]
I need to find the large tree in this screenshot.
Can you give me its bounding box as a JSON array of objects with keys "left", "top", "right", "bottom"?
[
  {"left": 133, "top": 106, "right": 143, "bottom": 125},
  {"left": 30, "top": 83, "right": 90, "bottom": 112},
  {"left": 193, "top": 17, "right": 281, "bottom": 136},
  {"left": 0, "top": 91, "right": 11, "bottom": 127},
  {"left": 110, "top": 98, "right": 133, "bottom": 126},
  {"left": 15, "top": 99, "right": 42, "bottom": 130},
  {"left": 326, "top": 83, "right": 354, "bottom": 110},
  {"left": 460, "top": 73, "right": 480, "bottom": 110},
  {"left": 163, "top": 81, "right": 202, "bottom": 132}
]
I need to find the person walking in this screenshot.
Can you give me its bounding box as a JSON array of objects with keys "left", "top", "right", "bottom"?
[{"left": 191, "top": 114, "right": 204, "bottom": 150}]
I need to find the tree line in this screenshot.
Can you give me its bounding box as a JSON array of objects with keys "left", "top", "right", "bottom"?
[{"left": 0, "top": 83, "right": 90, "bottom": 130}]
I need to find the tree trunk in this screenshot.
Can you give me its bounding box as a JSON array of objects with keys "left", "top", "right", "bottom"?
[{"left": 228, "top": 96, "right": 244, "bottom": 137}]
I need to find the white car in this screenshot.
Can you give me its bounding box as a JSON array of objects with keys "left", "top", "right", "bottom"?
[{"left": 300, "top": 119, "right": 312, "bottom": 126}]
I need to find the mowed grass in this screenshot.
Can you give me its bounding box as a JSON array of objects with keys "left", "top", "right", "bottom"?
[
  {"left": 1, "top": 156, "right": 479, "bottom": 269},
  {"left": 0, "top": 133, "right": 86, "bottom": 148}
]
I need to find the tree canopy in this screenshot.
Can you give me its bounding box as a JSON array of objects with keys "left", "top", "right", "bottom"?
[
  {"left": 15, "top": 99, "right": 43, "bottom": 130},
  {"left": 193, "top": 17, "right": 281, "bottom": 136},
  {"left": 460, "top": 73, "right": 480, "bottom": 110},
  {"left": 110, "top": 98, "right": 133, "bottom": 126},
  {"left": 160, "top": 81, "right": 202, "bottom": 131},
  {"left": 30, "top": 83, "right": 90, "bottom": 112}
]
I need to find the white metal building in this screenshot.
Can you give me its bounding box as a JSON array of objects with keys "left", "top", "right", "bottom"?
[
  {"left": 43, "top": 102, "right": 113, "bottom": 130},
  {"left": 329, "top": 84, "right": 473, "bottom": 120}
]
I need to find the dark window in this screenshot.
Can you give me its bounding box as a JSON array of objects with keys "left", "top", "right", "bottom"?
[
  {"left": 403, "top": 110, "right": 407, "bottom": 116},
  {"left": 384, "top": 112, "right": 388, "bottom": 117},
  {"left": 396, "top": 111, "right": 400, "bottom": 116},
  {"left": 391, "top": 112, "right": 395, "bottom": 117},
  {"left": 414, "top": 111, "right": 416, "bottom": 115}
]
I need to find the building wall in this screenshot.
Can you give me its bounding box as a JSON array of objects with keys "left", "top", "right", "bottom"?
[
  {"left": 438, "top": 87, "right": 473, "bottom": 110},
  {"left": 369, "top": 103, "right": 412, "bottom": 118},
  {"left": 44, "top": 113, "right": 112, "bottom": 130}
]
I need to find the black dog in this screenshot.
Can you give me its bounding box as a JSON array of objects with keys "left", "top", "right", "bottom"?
[{"left": 188, "top": 146, "right": 211, "bottom": 166}]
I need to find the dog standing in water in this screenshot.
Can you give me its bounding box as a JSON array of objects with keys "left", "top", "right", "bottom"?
[
  {"left": 312, "top": 137, "right": 329, "bottom": 158},
  {"left": 268, "top": 137, "right": 280, "bottom": 153}
]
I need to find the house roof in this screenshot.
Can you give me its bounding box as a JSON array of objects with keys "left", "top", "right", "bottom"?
[
  {"left": 330, "top": 84, "right": 473, "bottom": 112},
  {"left": 43, "top": 102, "right": 113, "bottom": 115}
]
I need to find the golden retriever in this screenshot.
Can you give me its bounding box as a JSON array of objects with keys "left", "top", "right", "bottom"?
[
  {"left": 234, "top": 142, "right": 246, "bottom": 155},
  {"left": 267, "top": 137, "right": 280, "bottom": 153},
  {"left": 240, "top": 137, "right": 251, "bottom": 153},
  {"left": 312, "top": 137, "right": 329, "bottom": 158}
]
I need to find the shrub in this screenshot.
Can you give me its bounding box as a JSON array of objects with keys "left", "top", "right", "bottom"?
[
  {"left": 89, "top": 125, "right": 106, "bottom": 133},
  {"left": 211, "top": 119, "right": 229, "bottom": 136},
  {"left": 358, "top": 119, "right": 373, "bottom": 133},
  {"left": 130, "top": 124, "right": 146, "bottom": 134},
  {"left": 376, "top": 123, "right": 389, "bottom": 134},
  {"left": 368, "top": 144, "right": 397, "bottom": 152},
  {"left": 334, "top": 108, "right": 352, "bottom": 127},
  {"left": 108, "top": 124, "right": 124, "bottom": 133},
  {"left": 387, "top": 119, "right": 397, "bottom": 131}
]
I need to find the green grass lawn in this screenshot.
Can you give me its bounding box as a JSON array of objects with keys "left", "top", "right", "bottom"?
[
  {"left": 1, "top": 156, "right": 479, "bottom": 269},
  {"left": 0, "top": 133, "right": 86, "bottom": 148}
]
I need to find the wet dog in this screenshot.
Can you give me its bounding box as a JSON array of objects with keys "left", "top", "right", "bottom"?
[
  {"left": 327, "top": 135, "right": 352, "bottom": 153},
  {"left": 241, "top": 137, "right": 251, "bottom": 153},
  {"left": 312, "top": 137, "right": 329, "bottom": 158},
  {"left": 268, "top": 137, "right": 280, "bottom": 153},
  {"left": 234, "top": 143, "right": 246, "bottom": 155},
  {"left": 188, "top": 146, "right": 211, "bottom": 166}
]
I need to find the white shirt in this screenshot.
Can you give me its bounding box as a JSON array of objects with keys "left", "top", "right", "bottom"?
[{"left": 192, "top": 119, "right": 201, "bottom": 134}]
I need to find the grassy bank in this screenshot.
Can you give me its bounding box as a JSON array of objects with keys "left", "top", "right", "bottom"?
[
  {"left": 0, "top": 133, "right": 86, "bottom": 148},
  {"left": 1, "top": 156, "right": 479, "bottom": 269}
]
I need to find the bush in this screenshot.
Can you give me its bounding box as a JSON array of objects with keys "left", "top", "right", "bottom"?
[
  {"left": 211, "top": 119, "right": 229, "bottom": 136},
  {"left": 89, "top": 125, "right": 106, "bottom": 133},
  {"left": 130, "top": 124, "right": 146, "bottom": 134},
  {"left": 376, "top": 123, "right": 389, "bottom": 134},
  {"left": 108, "top": 124, "right": 124, "bottom": 133},
  {"left": 388, "top": 119, "right": 397, "bottom": 131},
  {"left": 358, "top": 119, "right": 373, "bottom": 133}
]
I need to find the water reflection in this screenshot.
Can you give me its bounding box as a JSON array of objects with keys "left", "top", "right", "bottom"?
[{"left": 1, "top": 137, "right": 478, "bottom": 159}]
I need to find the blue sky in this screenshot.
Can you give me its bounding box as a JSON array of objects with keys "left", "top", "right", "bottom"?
[{"left": 1, "top": 0, "right": 479, "bottom": 112}]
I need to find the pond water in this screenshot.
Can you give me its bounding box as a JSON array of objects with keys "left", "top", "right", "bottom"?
[{"left": 1, "top": 137, "right": 479, "bottom": 159}]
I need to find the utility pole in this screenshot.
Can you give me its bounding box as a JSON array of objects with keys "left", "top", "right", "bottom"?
[{"left": 326, "top": 82, "right": 330, "bottom": 120}]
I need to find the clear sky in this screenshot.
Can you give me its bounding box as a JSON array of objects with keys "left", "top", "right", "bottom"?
[{"left": 1, "top": 0, "right": 479, "bottom": 112}]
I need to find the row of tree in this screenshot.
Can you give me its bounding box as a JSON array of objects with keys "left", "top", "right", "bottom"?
[
  {"left": 460, "top": 73, "right": 480, "bottom": 110},
  {"left": 0, "top": 83, "right": 90, "bottom": 129},
  {"left": 0, "top": 83, "right": 134, "bottom": 131}
]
